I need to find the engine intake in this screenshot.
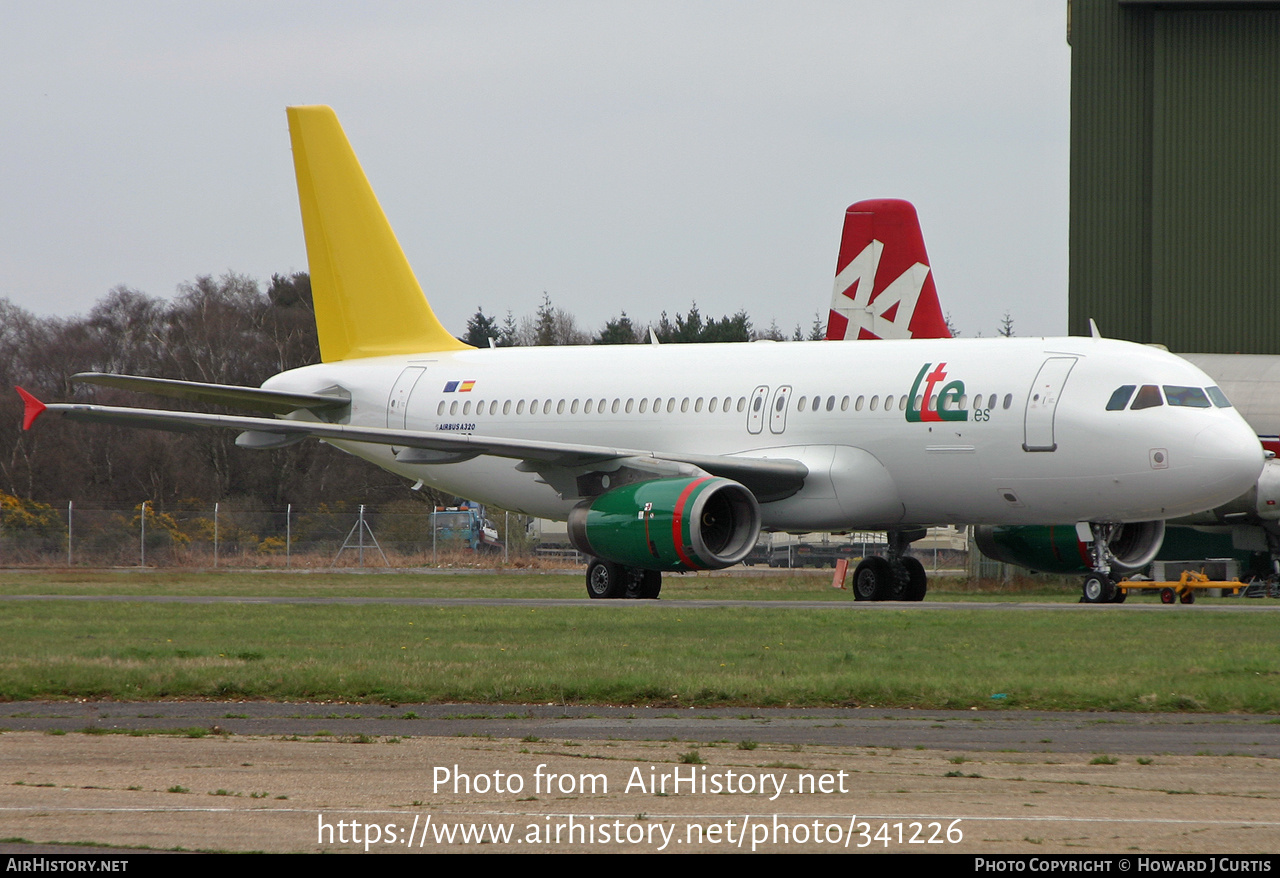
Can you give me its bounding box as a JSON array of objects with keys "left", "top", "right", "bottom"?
[{"left": 568, "top": 476, "right": 761, "bottom": 571}]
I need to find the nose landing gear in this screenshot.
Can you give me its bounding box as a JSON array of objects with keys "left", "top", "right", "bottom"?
[{"left": 1079, "top": 522, "right": 1127, "bottom": 603}]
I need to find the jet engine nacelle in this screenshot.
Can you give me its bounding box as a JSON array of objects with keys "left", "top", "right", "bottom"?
[
  {"left": 973, "top": 520, "right": 1166, "bottom": 575},
  {"left": 567, "top": 476, "right": 761, "bottom": 571},
  {"left": 1172, "top": 457, "right": 1280, "bottom": 526}
]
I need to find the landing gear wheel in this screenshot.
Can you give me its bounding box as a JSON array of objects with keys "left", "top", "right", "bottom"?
[
  {"left": 902, "top": 556, "right": 928, "bottom": 601},
  {"left": 1179, "top": 589, "right": 1196, "bottom": 604},
  {"left": 637, "top": 569, "right": 662, "bottom": 600},
  {"left": 1081, "top": 573, "right": 1117, "bottom": 604},
  {"left": 853, "top": 557, "right": 892, "bottom": 601},
  {"left": 1110, "top": 586, "right": 1127, "bottom": 604},
  {"left": 586, "top": 559, "right": 627, "bottom": 599},
  {"left": 1160, "top": 587, "right": 1176, "bottom": 604}
]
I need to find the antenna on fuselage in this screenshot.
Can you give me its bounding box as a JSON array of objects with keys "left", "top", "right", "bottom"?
[{"left": 1088, "top": 318, "right": 1102, "bottom": 339}]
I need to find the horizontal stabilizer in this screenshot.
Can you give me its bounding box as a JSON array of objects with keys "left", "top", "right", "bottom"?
[
  {"left": 71, "top": 372, "right": 350, "bottom": 416},
  {"left": 15, "top": 386, "right": 46, "bottom": 430}
]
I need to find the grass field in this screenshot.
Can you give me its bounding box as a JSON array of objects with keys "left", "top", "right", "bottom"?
[
  {"left": 0, "top": 568, "right": 1077, "bottom": 600},
  {"left": 0, "top": 569, "right": 1276, "bottom": 712}
]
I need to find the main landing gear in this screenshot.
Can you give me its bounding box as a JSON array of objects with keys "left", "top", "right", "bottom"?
[
  {"left": 852, "top": 529, "right": 928, "bottom": 601},
  {"left": 1079, "top": 522, "right": 1127, "bottom": 604},
  {"left": 585, "top": 559, "right": 662, "bottom": 600}
]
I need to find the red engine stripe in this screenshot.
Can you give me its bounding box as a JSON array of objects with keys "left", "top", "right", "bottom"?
[{"left": 672, "top": 477, "right": 712, "bottom": 569}]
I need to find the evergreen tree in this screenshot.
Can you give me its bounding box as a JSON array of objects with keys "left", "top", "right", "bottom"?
[
  {"left": 533, "top": 292, "right": 558, "bottom": 346},
  {"left": 652, "top": 303, "right": 751, "bottom": 343},
  {"left": 755, "top": 319, "right": 786, "bottom": 341},
  {"left": 463, "top": 306, "right": 501, "bottom": 347},
  {"left": 595, "top": 312, "right": 639, "bottom": 344},
  {"left": 500, "top": 310, "right": 519, "bottom": 347},
  {"left": 809, "top": 311, "right": 826, "bottom": 341}
]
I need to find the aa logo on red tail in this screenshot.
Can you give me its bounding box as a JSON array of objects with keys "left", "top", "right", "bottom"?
[{"left": 825, "top": 199, "right": 949, "bottom": 341}]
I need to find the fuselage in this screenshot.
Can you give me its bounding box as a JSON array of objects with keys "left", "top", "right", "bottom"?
[{"left": 264, "top": 336, "right": 1263, "bottom": 530}]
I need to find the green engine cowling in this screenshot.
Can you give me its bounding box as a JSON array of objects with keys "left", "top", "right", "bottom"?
[
  {"left": 567, "top": 476, "right": 761, "bottom": 571},
  {"left": 973, "top": 521, "right": 1165, "bottom": 574}
]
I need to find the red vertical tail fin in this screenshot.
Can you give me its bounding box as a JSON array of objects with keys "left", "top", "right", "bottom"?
[{"left": 825, "top": 199, "right": 949, "bottom": 340}]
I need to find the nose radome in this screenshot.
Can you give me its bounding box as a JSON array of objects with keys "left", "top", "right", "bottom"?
[{"left": 1193, "top": 421, "right": 1264, "bottom": 505}]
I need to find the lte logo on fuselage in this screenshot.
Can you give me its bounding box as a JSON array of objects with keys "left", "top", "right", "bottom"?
[{"left": 905, "top": 363, "right": 967, "bottom": 423}]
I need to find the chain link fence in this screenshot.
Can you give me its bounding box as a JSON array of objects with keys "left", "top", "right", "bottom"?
[
  {"left": 0, "top": 497, "right": 578, "bottom": 568},
  {"left": 1, "top": 496, "right": 974, "bottom": 572}
]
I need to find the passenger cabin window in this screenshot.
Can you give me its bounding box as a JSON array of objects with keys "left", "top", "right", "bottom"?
[
  {"left": 1130, "top": 385, "right": 1163, "bottom": 410},
  {"left": 1106, "top": 385, "right": 1136, "bottom": 411},
  {"left": 1164, "top": 386, "right": 1211, "bottom": 408}
]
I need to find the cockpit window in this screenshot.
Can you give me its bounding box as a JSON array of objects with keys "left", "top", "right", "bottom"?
[
  {"left": 1163, "top": 386, "right": 1211, "bottom": 408},
  {"left": 1106, "top": 385, "right": 1136, "bottom": 411},
  {"left": 1130, "top": 384, "right": 1164, "bottom": 410},
  {"left": 1206, "top": 386, "right": 1233, "bottom": 408}
]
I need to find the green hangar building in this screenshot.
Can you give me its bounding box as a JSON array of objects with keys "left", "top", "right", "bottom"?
[{"left": 1068, "top": 0, "right": 1280, "bottom": 353}]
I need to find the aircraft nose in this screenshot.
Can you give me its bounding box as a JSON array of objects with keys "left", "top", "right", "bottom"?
[{"left": 1192, "top": 421, "right": 1264, "bottom": 503}]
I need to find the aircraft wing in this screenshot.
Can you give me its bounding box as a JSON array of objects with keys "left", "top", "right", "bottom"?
[{"left": 17, "top": 390, "right": 808, "bottom": 501}]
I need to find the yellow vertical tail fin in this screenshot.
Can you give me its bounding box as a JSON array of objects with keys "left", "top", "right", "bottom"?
[{"left": 287, "top": 105, "right": 471, "bottom": 361}]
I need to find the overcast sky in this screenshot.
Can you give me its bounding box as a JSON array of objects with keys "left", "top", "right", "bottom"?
[{"left": 0, "top": 2, "right": 1071, "bottom": 340}]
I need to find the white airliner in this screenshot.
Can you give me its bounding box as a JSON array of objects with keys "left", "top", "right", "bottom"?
[
  {"left": 822, "top": 199, "right": 1280, "bottom": 600},
  {"left": 16, "top": 106, "right": 1264, "bottom": 601}
]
